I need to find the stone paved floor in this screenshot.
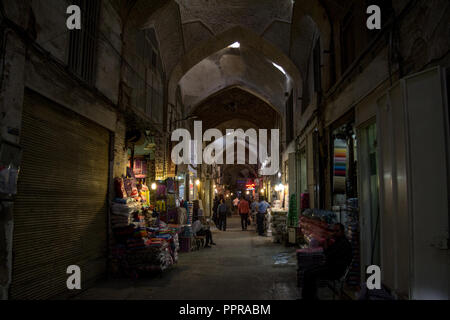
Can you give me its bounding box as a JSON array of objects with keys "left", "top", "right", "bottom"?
[{"left": 73, "top": 217, "right": 311, "bottom": 300}]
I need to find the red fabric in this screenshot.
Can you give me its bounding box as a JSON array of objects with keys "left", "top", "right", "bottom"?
[
  {"left": 238, "top": 199, "right": 250, "bottom": 214},
  {"left": 301, "top": 193, "right": 310, "bottom": 209},
  {"left": 114, "top": 177, "right": 127, "bottom": 199}
]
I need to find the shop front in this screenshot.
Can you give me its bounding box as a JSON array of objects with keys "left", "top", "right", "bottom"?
[
  {"left": 329, "top": 112, "right": 361, "bottom": 288},
  {"left": 11, "top": 90, "right": 110, "bottom": 299}
]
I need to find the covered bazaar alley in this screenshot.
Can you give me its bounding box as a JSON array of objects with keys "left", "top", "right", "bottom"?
[
  {"left": 0, "top": 0, "right": 449, "bottom": 304},
  {"left": 74, "top": 217, "right": 309, "bottom": 300}
]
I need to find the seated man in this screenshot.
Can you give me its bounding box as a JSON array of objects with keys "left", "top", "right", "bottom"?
[
  {"left": 302, "top": 223, "right": 352, "bottom": 300},
  {"left": 192, "top": 218, "right": 216, "bottom": 248}
]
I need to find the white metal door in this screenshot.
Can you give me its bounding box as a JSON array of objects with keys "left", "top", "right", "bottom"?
[{"left": 403, "top": 67, "right": 450, "bottom": 300}]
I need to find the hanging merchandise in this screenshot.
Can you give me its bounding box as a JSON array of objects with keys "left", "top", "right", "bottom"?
[
  {"left": 166, "top": 178, "right": 175, "bottom": 194},
  {"left": 109, "top": 176, "right": 184, "bottom": 279},
  {"left": 139, "top": 183, "right": 150, "bottom": 205},
  {"left": 124, "top": 178, "right": 139, "bottom": 198},
  {"left": 166, "top": 193, "right": 176, "bottom": 209},
  {"left": 132, "top": 158, "right": 148, "bottom": 178},
  {"left": 333, "top": 139, "right": 347, "bottom": 193},
  {"left": 155, "top": 200, "right": 166, "bottom": 212},
  {"left": 156, "top": 183, "right": 167, "bottom": 198}
]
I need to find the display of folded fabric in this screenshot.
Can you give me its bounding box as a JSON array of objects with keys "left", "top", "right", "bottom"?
[
  {"left": 108, "top": 195, "right": 185, "bottom": 278},
  {"left": 271, "top": 210, "right": 287, "bottom": 243},
  {"left": 299, "top": 216, "right": 334, "bottom": 248}
]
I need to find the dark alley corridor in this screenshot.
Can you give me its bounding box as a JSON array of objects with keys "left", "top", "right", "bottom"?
[
  {"left": 0, "top": 0, "right": 449, "bottom": 305},
  {"left": 75, "top": 217, "right": 302, "bottom": 300}
]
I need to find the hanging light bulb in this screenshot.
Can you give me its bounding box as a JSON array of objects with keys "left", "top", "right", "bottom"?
[
  {"left": 151, "top": 182, "right": 157, "bottom": 190},
  {"left": 195, "top": 179, "right": 200, "bottom": 186}
]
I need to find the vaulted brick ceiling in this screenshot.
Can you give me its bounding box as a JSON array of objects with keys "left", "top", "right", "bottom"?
[
  {"left": 178, "top": 44, "right": 293, "bottom": 115},
  {"left": 191, "top": 87, "right": 279, "bottom": 130}
]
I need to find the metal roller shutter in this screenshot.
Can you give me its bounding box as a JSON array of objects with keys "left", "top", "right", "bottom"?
[{"left": 10, "top": 90, "right": 110, "bottom": 299}]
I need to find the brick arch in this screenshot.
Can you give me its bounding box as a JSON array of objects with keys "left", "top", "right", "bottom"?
[
  {"left": 166, "top": 25, "right": 303, "bottom": 110},
  {"left": 291, "top": 1, "right": 333, "bottom": 92}
]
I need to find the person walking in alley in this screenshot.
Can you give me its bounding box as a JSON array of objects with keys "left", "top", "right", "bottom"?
[
  {"left": 256, "top": 197, "right": 270, "bottom": 236},
  {"left": 301, "top": 223, "right": 353, "bottom": 300},
  {"left": 238, "top": 196, "right": 250, "bottom": 231},
  {"left": 217, "top": 199, "right": 228, "bottom": 231},
  {"left": 233, "top": 196, "right": 240, "bottom": 216},
  {"left": 212, "top": 196, "right": 220, "bottom": 228}
]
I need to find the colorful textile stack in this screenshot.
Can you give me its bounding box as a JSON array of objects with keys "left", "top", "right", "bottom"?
[
  {"left": 270, "top": 210, "right": 287, "bottom": 243},
  {"left": 111, "top": 200, "right": 141, "bottom": 228},
  {"left": 302, "top": 208, "right": 337, "bottom": 224},
  {"left": 126, "top": 238, "right": 146, "bottom": 251},
  {"left": 187, "top": 203, "right": 193, "bottom": 224},
  {"left": 299, "top": 216, "right": 334, "bottom": 248},
  {"left": 333, "top": 140, "right": 347, "bottom": 193},
  {"left": 110, "top": 200, "right": 181, "bottom": 277}
]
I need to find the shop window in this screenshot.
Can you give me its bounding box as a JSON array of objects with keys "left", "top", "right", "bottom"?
[
  {"left": 340, "top": 7, "right": 356, "bottom": 75},
  {"left": 68, "top": 0, "right": 101, "bottom": 85}
]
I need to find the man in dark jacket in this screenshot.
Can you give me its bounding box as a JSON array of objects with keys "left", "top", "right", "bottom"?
[
  {"left": 212, "top": 196, "right": 220, "bottom": 227},
  {"left": 301, "top": 223, "right": 353, "bottom": 300},
  {"left": 217, "top": 199, "right": 228, "bottom": 231}
]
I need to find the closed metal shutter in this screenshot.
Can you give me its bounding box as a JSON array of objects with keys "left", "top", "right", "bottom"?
[{"left": 10, "top": 90, "right": 110, "bottom": 299}]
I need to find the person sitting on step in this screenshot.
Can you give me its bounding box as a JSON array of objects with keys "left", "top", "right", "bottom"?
[{"left": 192, "top": 217, "right": 216, "bottom": 248}]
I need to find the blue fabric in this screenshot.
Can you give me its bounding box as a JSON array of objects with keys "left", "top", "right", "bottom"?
[{"left": 257, "top": 201, "right": 270, "bottom": 213}]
